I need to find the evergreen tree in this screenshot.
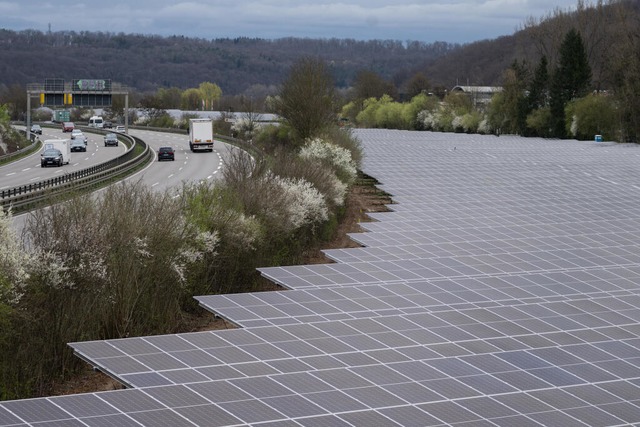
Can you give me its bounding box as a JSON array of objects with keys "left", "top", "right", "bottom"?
[
  {"left": 549, "top": 29, "right": 592, "bottom": 138},
  {"left": 527, "top": 56, "right": 549, "bottom": 110},
  {"left": 494, "top": 60, "right": 529, "bottom": 134}
]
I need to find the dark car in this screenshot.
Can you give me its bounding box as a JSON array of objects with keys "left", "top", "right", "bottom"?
[
  {"left": 70, "top": 139, "right": 87, "bottom": 152},
  {"left": 41, "top": 148, "right": 63, "bottom": 167},
  {"left": 158, "top": 146, "right": 175, "bottom": 161},
  {"left": 30, "top": 124, "right": 42, "bottom": 134},
  {"left": 104, "top": 133, "right": 118, "bottom": 147},
  {"left": 103, "top": 121, "right": 113, "bottom": 129},
  {"left": 70, "top": 129, "right": 88, "bottom": 144}
]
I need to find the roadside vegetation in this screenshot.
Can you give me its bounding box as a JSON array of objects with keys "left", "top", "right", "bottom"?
[
  {"left": 0, "top": 105, "right": 31, "bottom": 159},
  {"left": 0, "top": 58, "right": 361, "bottom": 400}
]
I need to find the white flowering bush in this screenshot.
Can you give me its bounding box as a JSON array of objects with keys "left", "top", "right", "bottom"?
[
  {"left": 570, "top": 114, "right": 579, "bottom": 138},
  {"left": 250, "top": 173, "right": 328, "bottom": 234},
  {"left": 326, "top": 174, "right": 348, "bottom": 206},
  {"left": 224, "top": 213, "right": 261, "bottom": 251},
  {"left": 274, "top": 175, "right": 328, "bottom": 230},
  {"left": 172, "top": 230, "right": 219, "bottom": 284},
  {"left": 478, "top": 118, "right": 490, "bottom": 134},
  {"left": 231, "top": 117, "right": 262, "bottom": 139},
  {"left": 0, "top": 208, "right": 30, "bottom": 305},
  {"left": 417, "top": 110, "right": 436, "bottom": 130},
  {"left": 299, "top": 138, "right": 357, "bottom": 183},
  {"left": 451, "top": 115, "right": 464, "bottom": 132},
  {"left": 27, "top": 250, "right": 72, "bottom": 290}
]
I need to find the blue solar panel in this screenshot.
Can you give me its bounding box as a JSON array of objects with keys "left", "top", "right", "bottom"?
[{"left": 4, "top": 130, "right": 640, "bottom": 426}]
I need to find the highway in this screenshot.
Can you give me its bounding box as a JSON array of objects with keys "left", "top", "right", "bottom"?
[
  {"left": 0, "top": 126, "right": 125, "bottom": 191},
  {"left": 122, "top": 128, "right": 228, "bottom": 195},
  {"left": 4, "top": 127, "right": 235, "bottom": 230}
]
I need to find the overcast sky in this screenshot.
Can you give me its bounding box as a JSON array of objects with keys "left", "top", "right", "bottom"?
[{"left": 2, "top": 1, "right": 578, "bottom": 44}]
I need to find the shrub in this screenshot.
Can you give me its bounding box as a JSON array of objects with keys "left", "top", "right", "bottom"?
[
  {"left": 299, "top": 137, "right": 358, "bottom": 184},
  {"left": 565, "top": 94, "right": 617, "bottom": 140},
  {"left": 526, "top": 107, "right": 553, "bottom": 138},
  {"left": 461, "top": 111, "right": 482, "bottom": 133}
]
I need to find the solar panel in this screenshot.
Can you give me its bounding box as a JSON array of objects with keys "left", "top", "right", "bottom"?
[{"left": 3, "top": 130, "right": 640, "bottom": 426}]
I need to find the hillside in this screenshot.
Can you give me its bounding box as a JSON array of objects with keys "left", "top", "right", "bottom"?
[
  {"left": 0, "top": 2, "right": 635, "bottom": 97},
  {"left": 0, "top": 30, "right": 459, "bottom": 95}
]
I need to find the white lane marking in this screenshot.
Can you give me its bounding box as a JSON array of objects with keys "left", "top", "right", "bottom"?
[
  {"left": 29, "top": 177, "right": 42, "bottom": 181},
  {"left": 168, "top": 174, "right": 174, "bottom": 179},
  {"left": 6, "top": 172, "right": 16, "bottom": 176},
  {"left": 152, "top": 182, "right": 159, "bottom": 187},
  {"left": 21, "top": 168, "right": 31, "bottom": 172}
]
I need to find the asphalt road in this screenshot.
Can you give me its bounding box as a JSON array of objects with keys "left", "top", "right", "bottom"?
[
  {"left": 5, "top": 127, "right": 236, "bottom": 231},
  {"left": 0, "top": 127, "right": 125, "bottom": 191},
  {"left": 123, "top": 128, "right": 227, "bottom": 195}
]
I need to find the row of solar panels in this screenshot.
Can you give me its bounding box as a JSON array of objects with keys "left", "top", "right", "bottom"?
[{"left": 2, "top": 130, "right": 640, "bottom": 426}]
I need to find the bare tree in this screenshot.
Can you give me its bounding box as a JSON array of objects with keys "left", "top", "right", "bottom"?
[{"left": 275, "top": 57, "right": 337, "bottom": 142}]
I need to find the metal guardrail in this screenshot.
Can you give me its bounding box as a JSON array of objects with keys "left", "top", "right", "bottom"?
[
  {"left": 0, "top": 129, "right": 41, "bottom": 163},
  {"left": 0, "top": 124, "right": 259, "bottom": 212},
  {"left": 0, "top": 132, "right": 152, "bottom": 212}
]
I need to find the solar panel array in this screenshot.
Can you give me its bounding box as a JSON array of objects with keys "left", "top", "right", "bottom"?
[{"left": 3, "top": 130, "right": 640, "bottom": 426}]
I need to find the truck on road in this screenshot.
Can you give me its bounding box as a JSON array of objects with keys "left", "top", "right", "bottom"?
[
  {"left": 188, "top": 118, "right": 214, "bottom": 152},
  {"left": 42, "top": 139, "right": 71, "bottom": 166},
  {"left": 53, "top": 110, "right": 70, "bottom": 123}
]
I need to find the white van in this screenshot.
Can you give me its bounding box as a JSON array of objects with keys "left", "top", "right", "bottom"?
[
  {"left": 42, "top": 139, "right": 71, "bottom": 165},
  {"left": 88, "top": 115, "right": 104, "bottom": 128}
]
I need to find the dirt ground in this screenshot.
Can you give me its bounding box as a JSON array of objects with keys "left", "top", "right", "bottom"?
[{"left": 50, "top": 181, "right": 392, "bottom": 396}]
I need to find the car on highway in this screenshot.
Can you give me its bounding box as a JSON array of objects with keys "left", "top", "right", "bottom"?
[
  {"left": 103, "top": 121, "right": 113, "bottom": 129},
  {"left": 104, "top": 133, "right": 118, "bottom": 147},
  {"left": 62, "top": 122, "right": 75, "bottom": 132},
  {"left": 30, "top": 124, "right": 42, "bottom": 134},
  {"left": 70, "top": 129, "right": 88, "bottom": 144},
  {"left": 70, "top": 139, "right": 87, "bottom": 152},
  {"left": 157, "top": 146, "right": 175, "bottom": 161},
  {"left": 115, "top": 125, "right": 126, "bottom": 133},
  {"left": 41, "top": 148, "right": 63, "bottom": 167}
]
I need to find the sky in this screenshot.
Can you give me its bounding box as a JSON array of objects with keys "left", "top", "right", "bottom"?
[{"left": 1, "top": 1, "right": 579, "bottom": 44}]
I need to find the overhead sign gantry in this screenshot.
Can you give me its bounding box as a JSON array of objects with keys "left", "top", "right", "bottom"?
[{"left": 26, "top": 78, "right": 131, "bottom": 137}]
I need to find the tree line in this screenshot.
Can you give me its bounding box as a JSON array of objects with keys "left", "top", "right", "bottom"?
[
  {"left": 341, "top": 1, "right": 640, "bottom": 143},
  {"left": 0, "top": 28, "right": 459, "bottom": 96}
]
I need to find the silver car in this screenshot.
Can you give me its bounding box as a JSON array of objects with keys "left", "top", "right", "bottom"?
[{"left": 71, "top": 129, "right": 88, "bottom": 144}]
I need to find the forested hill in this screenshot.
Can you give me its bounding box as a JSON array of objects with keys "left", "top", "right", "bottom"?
[
  {"left": 0, "top": 29, "right": 459, "bottom": 94},
  {"left": 2, "top": 1, "right": 636, "bottom": 97}
]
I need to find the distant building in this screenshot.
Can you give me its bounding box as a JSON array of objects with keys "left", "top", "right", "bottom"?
[{"left": 451, "top": 85, "right": 502, "bottom": 108}]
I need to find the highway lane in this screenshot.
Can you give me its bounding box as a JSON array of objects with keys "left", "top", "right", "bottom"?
[
  {"left": 8, "top": 128, "right": 237, "bottom": 233},
  {"left": 0, "top": 127, "right": 126, "bottom": 191},
  {"left": 123, "top": 128, "right": 228, "bottom": 195}
]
